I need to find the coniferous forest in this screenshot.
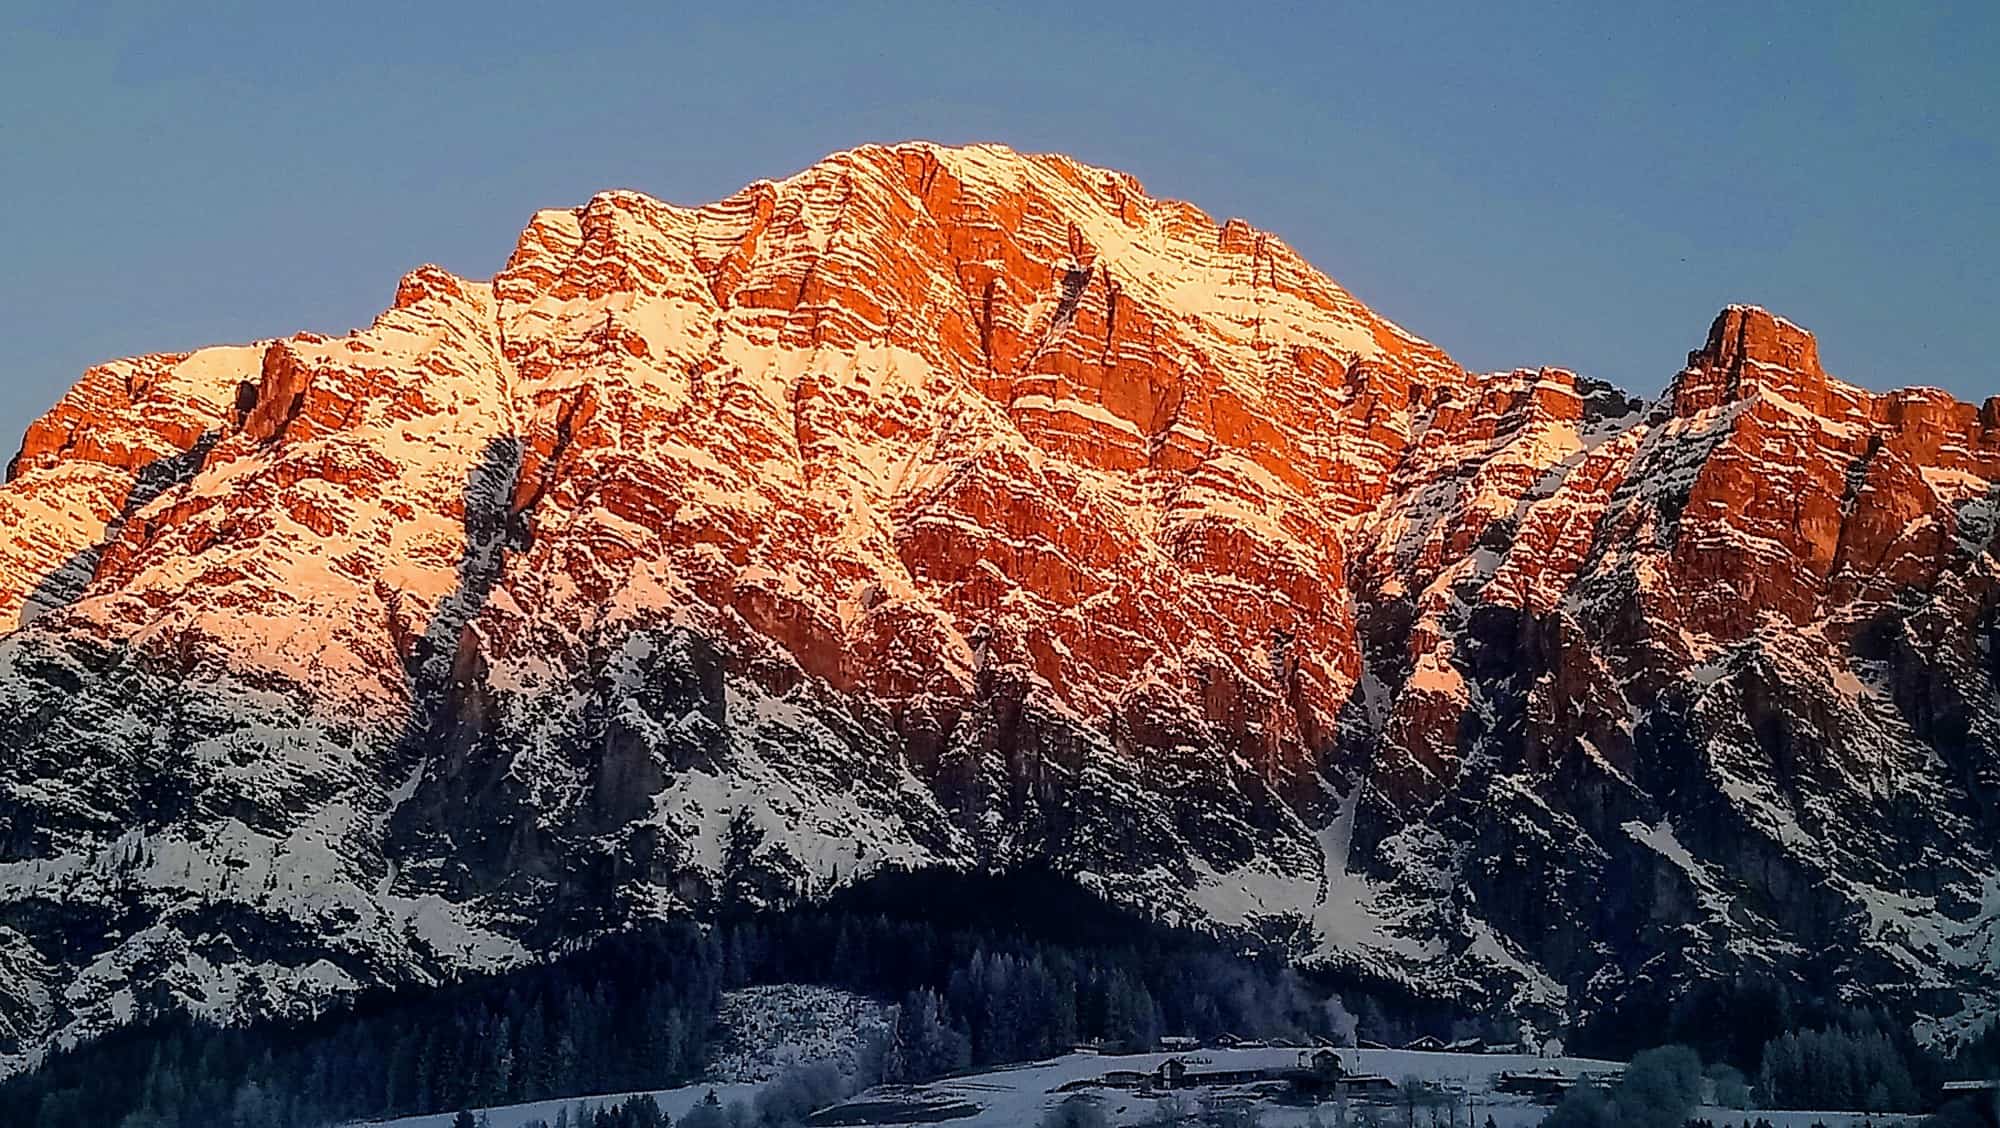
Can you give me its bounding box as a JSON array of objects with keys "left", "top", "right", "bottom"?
[
  {"left": 7, "top": 868, "right": 1339, "bottom": 1127},
  {"left": 6, "top": 868, "right": 1995, "bottom": 1127}
]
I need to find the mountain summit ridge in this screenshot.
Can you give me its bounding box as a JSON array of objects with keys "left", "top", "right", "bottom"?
[{"left": 1, "top": 142, "right": 1995, "bottom": 1069}]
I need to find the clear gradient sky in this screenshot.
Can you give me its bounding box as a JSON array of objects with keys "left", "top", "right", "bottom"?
[{"left": 3, "top": 2, "right": 1995, "bottom": 444}]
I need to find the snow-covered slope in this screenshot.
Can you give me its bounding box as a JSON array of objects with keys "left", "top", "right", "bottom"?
[
  {"left": 1, "top": 143, "right": 1996, "bottom": 1070},
  {"left": 706, "top": 985, "right": 891, "bottom": 1084}
]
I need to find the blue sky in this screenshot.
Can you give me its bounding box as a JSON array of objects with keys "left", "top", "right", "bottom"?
[{"left": 3, "top": 2, "right": 1994, "bottom": 443}]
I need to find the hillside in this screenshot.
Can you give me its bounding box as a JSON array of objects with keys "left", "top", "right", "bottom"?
[{"left": 0, "top": 142, "right": 1995, "bottom": 1071}]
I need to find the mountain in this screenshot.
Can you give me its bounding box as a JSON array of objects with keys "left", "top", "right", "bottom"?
[{"left": 1, "top": 142, "right": 1995, "bottom": 1070}]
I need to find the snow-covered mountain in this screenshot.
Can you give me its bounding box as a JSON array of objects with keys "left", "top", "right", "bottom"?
[{"left": 1, "top": 142, "right": 1995, "bottom": 1070}]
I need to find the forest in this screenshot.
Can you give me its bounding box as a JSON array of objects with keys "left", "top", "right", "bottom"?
[
  {"left": 6, "top": 867, "right": 1995, "bottom": 1127},
  {"left": 7, "top": 867, "right": 1337, "bottom": 1127}
]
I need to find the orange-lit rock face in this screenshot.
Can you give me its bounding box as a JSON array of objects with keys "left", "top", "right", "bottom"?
[
  {"left": 1633, "top": 306, "right": 2000, "bottom": 640},
  {"left": 2, "top": 147, "right": 1998, "bottom": 1064},
  {"left": 0, "top": 144, "right": 1463, "bottom": 772},
  {"left": 453, "top": 142, "right": 1467, "bottom": 780}
]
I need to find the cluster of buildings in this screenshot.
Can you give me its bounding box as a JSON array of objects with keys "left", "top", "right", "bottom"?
[
  {"left": 1491, "top": 1067, "right": 1623, "bottom": 1098},
  {"left": 1065, "top": 1048, "right": 1396, "bottom": 1102},
  {"left": 1055, "top": 1031, "right": 1598, "bottom": 1109},
  {"left": 1358, "top": 1034, "right": 1566, "bottom": 1057}
]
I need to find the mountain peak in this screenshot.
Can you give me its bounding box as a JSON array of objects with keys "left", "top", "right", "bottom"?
[
  {"left": 1669, "top": 302, "right": 1830, "bottom": 416},
  {"left": 1, "top": 148, "right": 1996, "bottom": 1069},
  {"left": 1700, "top": 303, "right": 1823, "bottom": 378}
]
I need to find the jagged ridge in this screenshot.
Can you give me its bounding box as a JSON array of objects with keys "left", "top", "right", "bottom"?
[{"left": 0, "top": 143, "right": 1995, "bottom": 1071}]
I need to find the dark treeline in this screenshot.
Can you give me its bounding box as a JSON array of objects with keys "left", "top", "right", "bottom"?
[
  {"left": 504, "top": 1092, "right": 669, "bottom": 1128},
  {"left": 1572, "top": 972, "right": 1966, "bottom": 1114},
  {"left": 1946, "top": 1017, "right": 2000, "bottom": 1081},
  {"left": 743, "top": 876, "right": 1334, "bottom": 1069},
  {"left": 17, "top": 924, "right": 724, "bottom": 1128},
  {"left": 7, "top": 867, "right": 1342, "bottom": 1128},
  {"left": 1747, "top": 1008, "right": 2000, "bottom": 1113},
  {"left": 1756, "top": 1018, "right": 1923, "bottom": 1111},
  {"left": 13, "top": 864, "right": 1991, "bottom": 1127},
  {"left": 1576, "top": 974, "right": 1829, "bottom": 1068}
]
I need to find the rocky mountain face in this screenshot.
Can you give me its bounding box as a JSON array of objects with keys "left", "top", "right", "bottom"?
[{"left": 0, "top": 143, "right": 1995, "bottom": 1069}]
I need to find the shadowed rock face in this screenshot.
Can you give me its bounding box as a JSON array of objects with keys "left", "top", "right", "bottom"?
[{"left": 0, "top": 142, "right": 1995, "bottom": 1066}]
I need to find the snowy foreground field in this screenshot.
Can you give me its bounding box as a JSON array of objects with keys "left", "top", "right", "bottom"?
[
  {"left": 361, "top": 1045, "right": 1920, "bottom": 1128},
  {"left": 800, "top": 1048, "right": 1920, "bottom": 1128}
]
